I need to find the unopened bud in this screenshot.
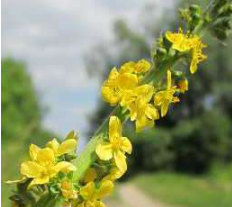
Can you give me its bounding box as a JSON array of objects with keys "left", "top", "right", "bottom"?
[
  {"left": 65, "top": 153, "right": 77, "bottom": 161},
  {"left": 156, "top": 48, "right": 167, "bottom": 55},
  {"left": 178, "top": 79, "right": 189, "bottom": 93},
  {"left": 173, "top": 71, "right": 184, "bottom": 78},
  {"left": 192, "top": 13, "right": 201, "bottom": 21},
  {"left": 190, "top": 4, "right": 201, "bottom": 14}
]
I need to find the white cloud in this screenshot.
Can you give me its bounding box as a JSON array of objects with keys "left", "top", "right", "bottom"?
[{"left": 2, "top": 0, "right": 174, "bottom": 140}]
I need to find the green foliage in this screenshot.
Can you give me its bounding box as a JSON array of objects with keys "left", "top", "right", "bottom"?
[
  {"left": 1, "top": 58, "right": 57, "bottom": 206},
  {"left": 208, "top": 163, "right": 232, "bottom": 190},
  {"left": 125, "top": 128, "right": 174, "bottom": 174},
  {"left": 133, "top": 172, "right": 232, "bottom": 207},
  {"left": 172, "top": 109, "right": 232, "bottom": 173},
  {"left": 1, "top": 58, "right": 41, "bottom": 144}
]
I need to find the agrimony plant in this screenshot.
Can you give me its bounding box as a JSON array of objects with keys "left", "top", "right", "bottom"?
[{"left": 7, "top": 0, "right": 232, "bottom": 207}]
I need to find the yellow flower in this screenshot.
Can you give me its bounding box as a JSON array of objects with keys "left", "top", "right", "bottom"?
[
  {"left": 119, "top": 59, "right": 151, "bottom": 74},
  {"left": 60, "top": 179, "right": 78, "bottom": 200},
  {"left": 134, "top": 59, "right": 151, "bottom": 74},
  {"left": 102, "top": 166, "right": 125, "bottom": 182},
  {"left": 190, "top": 38, "right": 207, "bottom": 74},
  {"left": 128, "top": 85, "right": 159, "bottom": 132},
  {"left": 46, "top": 138, "right": 77, "bottom": 157},
  {"left": 96, "top": 116, "right": 132, "bottom": 172},
  {"left": 166, "top": 29, "right": 207, "bottom": 74},
  {"left": 20, "top": 145, "right": 77, "bottom": 188},
  {"left": 178, "top": 79, "right": 188, "bottom": 93},
  {"left": 77, "top": 180, "right": 114, "bottom": 207},
  {"left": 154, "top": 70, "right": 179, "bottom": 117},
  {"left": 101, "top": 67, "right": 138, "bottom": 106},
  {"left": 119, "top": 61, "right": 136, "bottom": 74},
  {"left": 165, "top": 28, "right": 193, "bottom": 52}
]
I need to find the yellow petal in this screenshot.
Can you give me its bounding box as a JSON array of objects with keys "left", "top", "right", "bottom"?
[
  {"left": 136, "top": 116, "right": 154, "bottom": 132},
  {"left": 65, "top": 130, "right": 78, "bottom": 140},
  {"left": 119, "top": 61, "right": 135, "bottom": 74},
  {"left": 154, "top": 91, "right": 165, "bottom": 106},
  {"left": 109, "top": 116, "right": 121, "bottom": 139},
  {"left": 101, "top": 67, "right": 121, "bottom": 106},
  {"left": 128, "top": 102, "right": 137, "bottom": 121},
  {"left": 36, "top": 148, "right": 55, "bottom": 167},
  {"left": 121, "top": 137, "right": 132, "bottom": 154},
  {"left": 117, "top": 73, "right": 138, "bottom": 90},
  {"left": 134, "top": 59, "right": 151, "bottom": 74},
  {"left": 161, "top": 100, "right": 170, "bottom": 117},
  {"left": 135, "top": 85, "right": 154, "bottom": 102},
  {"left": 101, "top": 86, "right": 120, "bottom": 106},
  {"left": 165, "top": 31, "right": 179, "bottom": 43},
  {"left": 108, "top": 67, "right": 119, "bottom": 80},
  {"left": 83, "top": 168, "right": 97, "bottom": 183},
  {"left": 103, "top": 167, "right": 125, "bottom": 181},
  {"left": 165, "top": 29, "right": 193, "bottom": 52},
  {"left": 20, "top": 161, "right": 44, "bottom": 178},
  {"left": 97, "top": 180, "right": 114, "bottom": 199},
  {"left": 178, "top": 79, "right": 188, "bottom": 93},
  {"left": 53, "top": 161, "right": 77, "bottom": 173},
  {"left": 57, "top": 139, "right": 77, "bottom": 156},
  {"left": 29, "top": 144, "right": 41, "bottom": 161},
  {"left": 145, "top": 104, "right": 159, "bottom": 120},
  {"left": 114, "top": 150, "right": 127, "bottom": 172},
  {"left": 190, "top": 58, "right": 198, "bottom": 74},
  {"left": 28, "top": 176, "right": 50, "bottom": 188},
  {"left": 46, "top": 139, "right": 59, "bottom": 154},
  {"left": 96, "top": 143, "right": 113, "bottom": 161},
  {"left": 61, "top": 180, "right": 78, "bottom": 199},
  {"left": 80, "top": 182, "right": 95, "bottom": 200},
  {"left": 120, "top": 90, "right": 136, "bottom": 107},
  {"left": 62, "top": 189, "right": 78, "bottom": 199},
  {"left": 167, "top": 70, "right": 172, "bottom": 90}
]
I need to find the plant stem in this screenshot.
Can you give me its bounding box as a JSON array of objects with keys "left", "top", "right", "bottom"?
[{"left": 72, "top": 55, "right": 181, "bottom": 183}]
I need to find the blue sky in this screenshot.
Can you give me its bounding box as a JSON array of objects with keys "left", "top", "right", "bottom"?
[{"left": 2, "top": 0, "right": 173, "bottom": 149}]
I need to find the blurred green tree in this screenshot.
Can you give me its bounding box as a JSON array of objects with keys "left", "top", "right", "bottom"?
[
  {"left": 1, "top": 58, "right": 57, "bottom": 206},
  {"left": 2, "top": 58, "right": 41, "bottom": 144},
  {"left": 85, "top": 0, "right": 232, "bottom": 175}
]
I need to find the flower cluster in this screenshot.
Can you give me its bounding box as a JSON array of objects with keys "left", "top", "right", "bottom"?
[
  {"left": 102, "top": 29, "right": 206, "bottom": 132},
  {"left": 8, "top": 131, "right": 80, "bottom": 206},
  {"left": 8, "top": 130, "right": 120, "bottom": 207},
  {"left": 165, "top": 28, "right": 207, "bottom": 74}
]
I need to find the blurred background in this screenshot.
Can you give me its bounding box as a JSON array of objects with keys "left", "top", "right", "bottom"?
[{"left": 2, "top": 0, "right": 232, "bottom": 206}]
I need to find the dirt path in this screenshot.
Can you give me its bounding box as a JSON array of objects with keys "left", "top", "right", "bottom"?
[{"left": 106, "top": 183, "right": 174, "bottom": 207}]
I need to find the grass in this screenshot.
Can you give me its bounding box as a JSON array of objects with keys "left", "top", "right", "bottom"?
[
  {"left": 133, "top": 171, "right": 232, "bottom": 207},
  {"left": 1, "top": 140, "right": 28, "bottom": 207}
]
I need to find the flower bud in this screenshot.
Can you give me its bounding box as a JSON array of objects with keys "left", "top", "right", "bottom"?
[
  {"left": 156, "top": 47, "right": 167, "bottom": 56},
  {"left": 172, "top": 71, "right": 184, "bottom": 78},
  {"left": 192, "top": 13, "right": 201, "bottom": 21},
  {"left": 189, "top": 4, "right": 201, "bottom": 14},
  {"left": 65, "top": 153, "right": 77, "bottom": 161},
  {"left": 178, "top": 79, "right": 188, "bottom": 93}
]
